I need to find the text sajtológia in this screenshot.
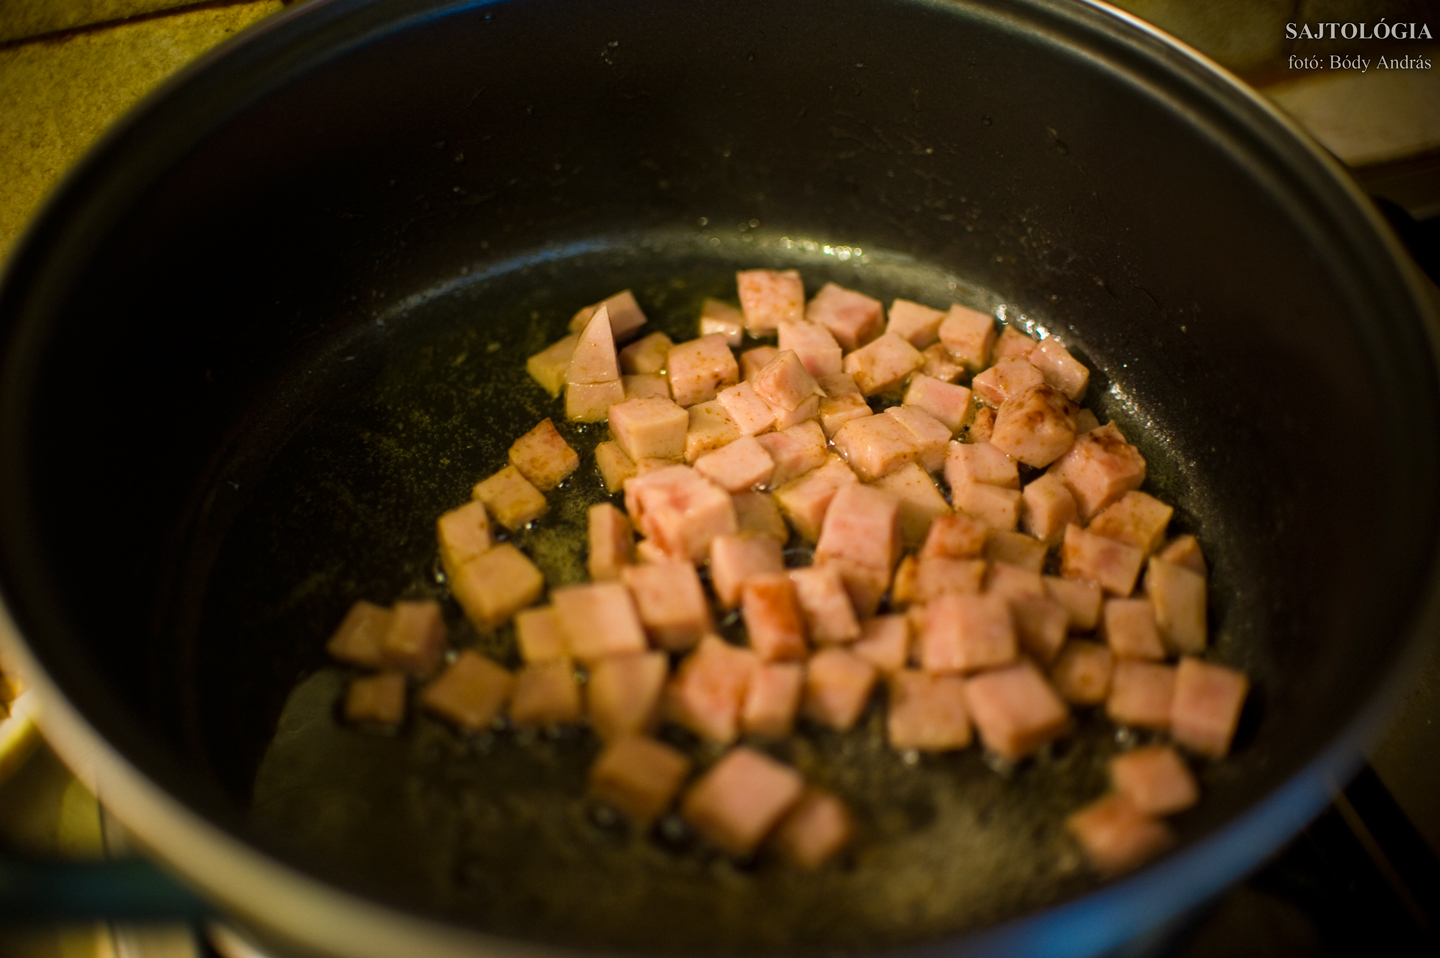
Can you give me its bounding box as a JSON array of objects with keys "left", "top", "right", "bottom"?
[{"left": 1286, "top": 21, "right": 1432, "bottom": 40}]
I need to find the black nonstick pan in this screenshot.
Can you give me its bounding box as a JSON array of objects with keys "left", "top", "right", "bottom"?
[{"left": 1, "top": 0, "right": 1438, "bottom": 956}]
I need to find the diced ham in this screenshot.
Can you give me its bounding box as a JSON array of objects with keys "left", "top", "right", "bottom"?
[
  {"left": 1050, "top": 640, "right": 1114, "bottom": 705},
  {"left": 709, "top": 533, "right": 786, "bottom": 607},
  {"left": 327, "top": 600, "right": 393, "bottom": 669},
  {"left": 1048, "top": 423, "right": 1146, "bottom": 520},
  {"left": 920, "top": 593, "right": 1017, "bottom": 674},
  {"left": 771, "top": 389, "right": 817, "bottom": 430},
  {"left": 450, "top": 543, "right": 545, "bottom": 630},
  {"left": 623, "top": 374, "right": 671, "bottom": 401},
  {"left": 963, "top": 660, "right": 1072, "bottom": 759},
  {"left": 1020, "top": 472, "right": 1078, "bottom": 545},
  {"left": 1106, "top": 660, "right": 1177, "bottom": 730},
  {"left": 622, "top": 561, "right": 712, "bottom": 651},
  {"left": 832, "top": 413, "right": 922, "bottom": 482},
  {"left": 741, "top": 662, "right": 805, "bottom": 738},
  {"left": 888, "top": 669, "right": 972, "bottom": 751},
  {"left": 566, "top": 306, "right": 624, "bottom": 421},
  {"left": 772, "top": 789, "right": 855, "bottom": 869},
  {"left": 589, "top": 735, "right": 693, "bottom": 825},
  {"left": 741, "top": 574, "right": 810, "bottom": 662},
  {"left": 1171, "top": 657, "right": 1249, "bottom": 758},
  {"left": 1010, "top": 594, "right": 1070, "bottom": 665},
  {"left": 853, "top": 615, "right": 911, "bottom": 672},
  {"left": 1102, "top": 598, "right": 1166, "bottom": 661},
  {"left": 814, "top": 483, "right": 901, "bottom": 580},
  {"left": 806, "top": 282, "right": 884, "bottom": 351},
  {"left": 872, "top": 462, "right": 951, "bottom": 548},
  {"left": 419, "top": 650, "right": 514, "bottom": 732},
  {"left": 551, "top": 581, "right": 648, "bottom": 662},
  {"left": 740, "top": 345, "right": 780, "bottom": 381},
  {"left": 972, "top": 357, "right": 1045, "bottom": 408},
  {"left": 587, "top": 502, "right": 634, "bottom": 581},
  {"left": 1065, "top": 793, "right": 1172, "bottom": 875},
  {"left": 594, "top": 440, "right": 638, "bottom": 493},
  {"left": 1075, "top": 408, "right": 1101, "bottom": 433},
  {"left": 684, "top": 400, "right": 743, "bottom": 463},
  {"left": 952, "top": 481, "right": 1021, "bottom": 531},
  {"left": 756, "top": 419, "right": 828, "bottom": 486},
  {"left": 527, "top": 333, "right": 579, "bottom": 398},
  {"left": 884, "top": 405, "right": 951, "bottom": 472},
  {"left": 983, "top": 530, "right": 1047, "bottom": 573},
  {"left": 568, "top": 290, "right": 648, "bottom": 342},
  {"left": 842, "top": 332, "right": 925, "bottom": 396},
  {"left": 789, "top": 565, "right": 861, "bottom": 644},
  {"left": 1109, "top": 745, "right": 1199, "bottom": 816},
  {"left": 437, "top": 500, "right": 493, "bottom": 584},
  {"left": 968, "top": 406, "right": 996, "bottom": 443},
  {"left": 1030, "top": 337, "right": 1090, "bottom": 401},
  {"left": 508, "top": 419, "right": 579, "bottom": 492},
  {"left": 510, "top": 661, "right": 582, "bottom": 727},
  {"left": 914, "top": 555, "right": 987, "bottom": 602},
  {"left": 890, "top": 556, "right": 920, "bottom": 606},
  {"left": 738, "top": 269, "right": 805, "bottom": 335},
  {"left": 886, "top": 299, "right": 947, "bottom": 348},
  {"left": 1145, "top": 557, "right": 1207, "bottom": 655},
  {"left": 694, "top": 435, "right": 776, "bottom": 493},
  {"left": 920, "top": 512, "right": 989, "bottom": 559},
  {"left": 682, "top": 746, "right": 806, "bottom": 856},
  {"left": 1043, "top": 575, "right": 1103, "bottom": 631},
  {"left": 921, "top": 342, "right": 965, "bottom": 383},
  {"left": 994, "top": 325, "right": 1038, "bottom": 362},
  {"left": 945, "top": 441, "right": 1019, "bottom": 489},
  {"left": 937, "top": 304, "right": 996, "bottom": 370},
  {"left": 1089, "top": 491, "right": 1173, "bottom": 555},
  {"left": 804, "top": 647, "right": 878, "bottom": 730},
  {"left": 1158, "top": 534, "right": 1208, "bottom": 578},
  {"left": 903, "top": 375, "right": 973, "bottom": 433},
  {"left": 668, "top": 333, "right": 740, "bottom": 407},
  {"left": 564, "top": 379, "right": 626, "bottom": 423},
  {"left": 666, "top": 635, "right": 760, "bottom": 743},
  {"left": 699, "top": 297, "right": 745, "bottom": 346},
  {"left": 514, "top": 606, "right": 568, "bottom": 663},
  {"left": 716, "top": 380, "right": 777, "bottom": 436},
  {"left": 778, "top": 319, "right": 844, "bottom": 378},
  {"left": 472, "top": 464, "right": 548, "bottom": 530},
  {"left": 991, "top": 384, "right": 1078, "bottom": 468},
  {"left": 624, "top": 464, "right": 738, "bottom": 562},
  {"left": 753, "top": 349, "right": 824, "bottom": 415},
  {"left": 381, "top": 599, "right": 447, "bottom": 676},
  {"left": 773, "top": 455, "right": 859, "bottom": 542},
  {"left": 732, "top": 491, "right": 789, "bottom": 542},
  {"left": 344, "top": 672, "right": 407, "bottom": 727},
  {"left": 618, "top": 330, "right": 674, "bottom": 375},
  {"left": 817, "top": 388, "right": 872, "bottom": 438},
  {"left": 984, "top": 561, "right": 1045, "bottom": 601},
  {"left": 586, "top": 652, "right": 668, "bottom": 739},
  {"left": 1061, "top": 525, "right": 1146, "bottom": 596}
]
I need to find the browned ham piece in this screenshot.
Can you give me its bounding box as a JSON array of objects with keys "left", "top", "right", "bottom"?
[
  {"left": 667, "top": 333, "right": 740, "bottom": 407},
  {"left": 682, "top": 747, "right": 806, "bottom": 856},
  {"left": 772, "top": 789, "right": 856, "bottom": 869},
  {"left": 737, "top": 269, "right": 805, "bottom": 336},
  {"left": 803, "top": 647, "right": 878, "bottom": 731},
  {"left": 887, "top": 670, "right": 972, "bottom": 751},
  {"left": 589, "top": 735, "right": 692, "bottom": 825},
  {"left": 1066, "top": 792, "right": 1172, "bottom": 875},
  {"left": 886, "top": 299, "right": 947, "bottom": 348},
  {"left": 508, "top": 418, "right": 579, "bottom": 490},
  {"left": 778, "top": 319, "right": 844, "bottom": 378},
  {"left": 805, "top": 282, "right": 884, "bottom": 351}
]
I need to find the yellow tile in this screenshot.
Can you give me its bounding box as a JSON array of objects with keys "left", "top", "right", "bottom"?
[
  {"left": 0, "top": 0, "right": 204, "bottom": 45},
  {"left": 0, "top": 0, "right": 284, "bottom": 265}
]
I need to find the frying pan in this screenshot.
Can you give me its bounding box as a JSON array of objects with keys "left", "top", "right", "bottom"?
[{"left": 1, "top": 0, "right": 1439, "bottom": 955}]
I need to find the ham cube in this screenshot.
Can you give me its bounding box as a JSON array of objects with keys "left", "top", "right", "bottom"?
[
  {"left": 586, "top": 652, "right": 668, "bottom": 739},
  {"left": 1106, "top": 660, "right": 1177, "bottom": 730},
  {"left": 884, "top": 405, "right": 951, "bottom": 473},
  {"left": 1158, "top": 534, "right": 1207, "bottom": 578},
  {"left": 1020, "top": 472, "right": 1078, "bottom": 545},
  {"left": 972, "top": 357, "right": 1044, "bottom": 408},
  {"left": 565, "top": 379, "right": 626, "bottom": 423},
  {"left": 946, "top": 441, "right": 1019, "bottom": 489},
  {"left": 1048, "top": 423, "right": 1146, "bottom": 520},
  {"left": 756, "top": 419, "right": 828, "bottom": 486},
  {"left": 741, "top": 574, "right": 809, "bottom": 662},
  {"left": 587, "top": 502, "right": 634, "bottom": 581},
  {"left": 1075, "top": 408, "right": 1102, "bottom": 433},
  {"left": 699, "top": 298, "right": 745, "bottom": 346},
  {"left": 622, "top": 561, "right": 712, "bottom": 651},
  {"left": 1050, "top": 639, "right": 1114, "bottom": 705},
  {"left": 938, "top": 304, "right": 996, "bottom": 370},
  {"left": 682, "top": 747, "right": 805, "bottom": 856},
  {"left": 419, "top": 651, "right": 514, "bottom": 732},
  {"left": 994, "top": 325, "right": 1037, "bottom": 362},
  {"left": 983, "top": 530, "right": 1048, "bottom": 573},
  {"left": 552, "top": 581, "right": 648, "bottom": 662},
  {"left": 920, "top": 593, "right": 1017, "bottom": 674},
  {"left": 437, "top": 500, "right": 493, "bottom": 582},
  {"left": 514, "top": 606, "right": 568, "bottom": 663},
  {"left": 1066, "top": 793, "right": 1172, "bottom": 875},
  {"left": 1109, "top": 745, "right": 1199, "bottom": 816},
  {"left": 1089, "top": 491, "right": 1174, "bottom": 554},
  {"left": 1145, "top": 557, "right": 1207, "bottom": 655},
  {"left": 450, "top": 543, "right": 545, "bottom": 630},
  {"left": 732, "top": 490, "right": 789, "bottom": 542},
  {"left": 741, "top": 662, "right": 805, "bottom": 737},
  {"left": 510, "top": 661, "right": 582, "bottom": 727},
  {"left": 804, "top": 647, "right": 878, "bottom": 730},
  {"left": 963, "top": 660, "right": 1072, "bottom": 759},
  {"left": 1102, "top": 597, "right": 1166, "bottom": 661},
  {"left": 740, "top": 345, "right": 780, "bottom": 381},
  {"left": 568, "top": 290, "right": 648, "bottom": 342},
  {"left": 709, "top": 533, "right": 785, "bottom": 607},
  {"left": 624, "top": 464, "right": 738, "bottom": 562},
  {"left": 594, "top": 440, "right": 638, "bottom": 493},
  {"left": 508, "top": 418, "right": 579, "bottom": 491},
  {"left": 914, "top": 556, "right": 987, "bottom": 602},
  {"left": 853, "top": 615, "right": 912, "bottom": 672},
  {"left": 668, "top": 333, "right": 740, "bottom": 407},
  {"left": 753, "top": 349, "right": 823, "bottom": 413},
  {"left": 888, "top": 670, "right": 972, "bottom": 751},
  {"left": 1044, "top": 575, "right": 1103, "bottom": 631},
  {"left": 567, "top": 306, "right": 621, "bottom": 386},
  {"left": 666, "top": 635, "right": 759, "bottom": 743},
  {"left": 772, "top": 789, "right": 855, "bottom": 869},
  {"left": 921, "top": 342, "right": 965, "bottom": 383},
  {"left": 872, "top": 462, "right": 951, "bottom": 548},
  {"left": 842, "top": 332, "right": 925, "bottom": 396},
  {"left": 589, "top": 735, "right": 692, "bottom": 825},
  {"left": 738, "top": 268, "right": 805, "bottom": 335},
  {"left": 806, "top": 282, "right": 885, "bottom": 350},
  {"left": 618, "top": 330, "right": 674, "bottom": 375},
  {"left": 814, "top": 483, "right": 902, "bottom": 579},
  {"left": 890, "top": 556, "right": 921, "bottom": 606},
  {"left": 886, "top": 298, "right": 947, "bottom": 348},
  {"left": 768, "top": 392, "right": 818, "bottom": 431},
  {"left": 991, "top": 384, "right": 1078, "bottom": 468},
  {"left": 527, "top": 332, "right": 580, "bottom": 398},
  {"left": 773, "top": 455, "right": 859, "bottom": 542},
  {"left": 694, "top": 436, "right": 776, "bottom": 493},
  {"left": 921, "top": 512, "right": 989, "bottom": 559},
  {"left": 344, "top": 672, "right": 407, "bottom": 727},
  {"left": 1030, "top": 337, "right": 1090, "bottom": 401},
  {"left": 817, "top": 388, "right": 872, "bottom": 438},
  {"left": 1010, "top": 594, "right": 1070, "bottom": 665},
  {"left": 1171, "top": 657, "right": 1248, "bottom": 758},
  {"left": 623, "top": 374, "right": 671, "bottom": 401},
  {"left": 778, "top": 320, "right": 844, "bottom": 378},
  {"left": 968, "top": 406, "right": 996, "bottom": 443},
  {"left": 984, "top": 562, "right": 1045, "bottom": 602},
  {"left": 952, "top": 481, "right": 1022, "bottom": 531},
  {"left": 327, "top": 600, "right": 394, "bottom": 669},
  {"left": 788, "top": 565, "right": 861, "bottom": 644},
  {"left": 684, "top": 400, "right": 743, "bottom": 463},
  {"left": 472, "top": 465, "right": 548, "bottom": 530},
  {"left": 832, "top": 413, "right": 922, "bottom": 482},
  {"left": 717, "top": 380, "right": 777, "bottom": 436},
  {"left": 381, "top": 599, "right": 447, "bottom": 676},
  {"left": 1061, "top": 525, "right": 1145, "bottom": 596},
  {"left": 903, "top": 375, "right": 973, "bottom": 433}
]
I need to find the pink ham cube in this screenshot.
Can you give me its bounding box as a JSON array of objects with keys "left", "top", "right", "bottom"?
[
  {"left": 1089, "top": 491, "right": 1174, "bottom": 554},
  {"left": 1050, "top": 640, "right": 1114, "bottom": 706},
  {"left": 1020, "top": 472, "right": 1078, "bottom": 545},
  {"left": 738, "top": 269, "right": 805, "bottom": 336},
  {"left": 814, "top": 483, "right": 902, "bottom": 580},
  {"left": 419, "top": 651, "right": 514, "bottom": 732},
  {"left": 1010, "top": 594, "right": 1070, "bottom": 665},
  {"left": 381, "top": 599, "right": 447, "bottom": 676},
  {"left": 968, "top": 406, "right": 996, "bottom": 443},
  {"left": 682, "top": 746, "right": 805, "bottom": 856},
  {"left": 921, "top": 342, "right": 966, "bottom": 383},
  {"left": 450, "top": 543, "right": 545, "bottom": 630},
  {"left": 568, "top": 290, "right": 648, "bottom": 342},
  {"left": 1158, "top": 534, "right": 1208, "bottom": 578},
  {"left": 709, "top": 533, "right": 786, "bottom": 607},
  {"left": 684, "top": 400, "right": 743, "bottom": 463},
  {"left": 983, "top": 531, "right": 1047, "bottom": 574},
  {"left": 816, "top": 372, "right": 872, "bottom": 439},
  {"left": 594, "top": 440, "right": 638, "bottom": 493},
  {"left": 1075, "top": 408, "right": 1102, "bottom": 433},
  {"left": 437, "top": 500, "right": 493, "bottom": 582},
  {"left": 622, "top": 561, "right": 712, "bottom": 651},
  {"left": 772, "top": 789, "right": 855, "bottom": 869},
  {"left": 984, "top": 562, "right": 1045, "bottom": 602},
  {"left": 920, "top": 593, "right": 1017, "bottom": 674},
  {"left": 903, "top": 374, "right": 973, "bottom": 433},
  {"left": 589, "top": 735, "right": 693, "bottom": 825},
  {"left": 938, "top": 304, "right": 996, "bottom": 370},
  {"left": 991, "top": 384, "right": 1078, "bottom": 468},
  {"left": 699, "top": 298, "right": 745, "bottom": 346},
  {"left": 566, "top": 306, "right": 624, "bottom": 422},
  {"left": 510, "top": 660, "right": 582, "bottom": 727},
  {"left": 1066, "top": 793, "right": 1172, "bottom": 875},
  {"left": 872, "top": 462, "right": 951, "bottom": 548},
  {"left": 623, "top": 373, "right": 675, "bottom": 401},
  {"left": 952, "top": 481, "right": 1022, "bottom": 531},
  {"left": 753, "top": 349, "right": 823, "bottom": 414},
  {"left": 756, "top": 419, "right": 828, "bottom": 487},
  {"left": 587, "top": 502, "right": 634, "bottom": 581},
  {"left": 884, "top": 405, "right": 951, "bottom": 473},
  {"left": 716, "top": 380, "right": 777, "bottom": 436},
  {"left": 1106, "top": 660, "right": 1177, "bottom": 730},
  {"left": 972, "top": 357, "right": 1044, "bottom": 408},
  {"left": 1109, "top": 745, "right": 1199, "bottom": 816},
  {"left": 842, "top": 332, "right": 925, "bottom": 396},
  {"left": 732, "top": 491, "right": 789, "bottom": 542},
  {"left": 832, "top": 413, "right": 922, "bottom": 482},
  {"left": 587, "top": 652, "right": 668, "bottom": 740},
  {"left": 1145, "top": 557, "right": 1207, "bottom": 655},
  {"left": 806, "top": 282, "right": 884, "bottom": 351},
  {"left": 945, "top": 441, "right": 1019, "bottom": 489},
  {"left": 472, "top": 464, "right": 548, "bottom": 530},
  {"left": 741, "top": 662, "right": 805, "bottom": 738},
  {"left": 666, "top": 635, "right": 759, "bottom": 743},
  {"left": 552, "top": 581, "right": 648, "bottom": 662},
  {"left": 914, "top": 556, "right": 987, "bottom": 603},
  {"left": 1171, "top": 657, "right": 1249, "bottom": 758},
  {"left": 886, "top": 298, "right": 947, "bottom": 348},
  {"left": 804, "top": 647, "right": 878, "bottom": 730},
  {"left": 344, "top": 672, "right": 407, "bottom": 727},
  {"left": 527, "top": 332, "right": 579, "bottom": 398},
  {"left": 694, "top": 435, "right": 776, "bottom": 493},
  {"left": 963, "top": 660, "right": 1072, "bottom": 759},
  {"left": 1061, "top": 525, "right": 1146, "bottom": 596},
  {"left": 741, "top": 574, "right": 810, "bottom": 662},
  {"left": 853, "top": 615, "right": 912, "bottom": 672},
  {"left": 608, "top": 396, "right": 689, "bottom": 462},
  {"left": 994, "top": 325, "right": 1038, "bottom": 362},
  {"left": 778, "top": 319, "right": 844, "bottom": 378},
  {"left": 667, "top": 333, "right": 740, "bottom": 407},
  {"left": 788, "top": 565, "right": 861, "bottom": 644},
  {"left": 1030, "top": 337, "right": 1090, "bottom": 401},
  {"left": 1044, "top": 575, "right": 1103, "bottom": 631},
  {"left": 508, "top": 418, "right": 580, "bottom": 491},
  {"left": 740, "top": 345, "right": 780, "bottom": 381},
  {"left": 624, "top": 464, "right": 738, "bottom": 562},
  {"left": 1047, "top": 423, "right": 1146, "bottom": 520},
  {"left": 565, "top": 379, "right": 626, "bottom": 424},
  {"left": 618, "top": 330, "right": 673, "bottom": 375},
  {"left": 888, "top": 670, "right": 972, "bottom": 751},
  {"left": 514, "top": 606, "right": 568, "bottom": 663},
  {"left": 773, "top": 455, "right": 859, "bottom": 542},
  {"left": 1102, "top": 598, "right": 1166, "bottom": 661},
  {"left": 921, "top": 512, "right": 989, "bottom": 559},
  {"left": 327, "top": 600, "right": 393, "bottom": 669}
]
